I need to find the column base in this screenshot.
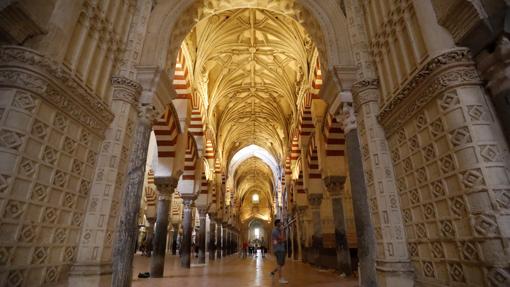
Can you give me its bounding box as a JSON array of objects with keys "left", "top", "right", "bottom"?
[
  {"left": 69, "top": 261, "right": 113, "bottom": 276},
  {"left": 375, "top": 260, "right": 415, "bottom": 287}
]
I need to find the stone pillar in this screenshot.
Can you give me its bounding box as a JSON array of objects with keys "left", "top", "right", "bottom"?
[
  {"left": 323, "top": 176, "right": 352, "bottom": 275},
  {"left": 307, "top": 193, "right": 323, "bottom": 264},
  {"left": 171, "top": 224, "right": 179, "bottom": 255},
  {"left": 150, "top": 176, "right": 177, "bottom": 277},
  {"left": 477, "top": 36, "right": 510, "bottom": 144},
  {"left": 197, "top": 208, "right": 207, "bottom": 264},
  {"left": 209, "top": 218, "right": 216, "bottom": 260},
  {"left": 222, "top": 225, "right": 227, "bottom": 256},
  {"left": 295, "top": 206, "right": 304, "bottom": 261},
  {"left": 216, "top": 223, "right": 222, "bottom": 259},
  {"left": 180, "top": 197, "right": 194, "bottom": 268},
  {"left": 112, "top": 104, "right": 158, "bottom": 287},
  {"left": 72, "top": 76, "right": 141, "bottom": 276},
  {"left": 337, "top": 103, "right": 378, "bottom": 287}
]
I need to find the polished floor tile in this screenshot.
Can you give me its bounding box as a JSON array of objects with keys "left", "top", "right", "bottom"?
[{"left": 60, "top": 252, "right": 359, "bottom": 287}]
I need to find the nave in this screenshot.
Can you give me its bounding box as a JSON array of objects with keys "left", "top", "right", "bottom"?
[{"left": 60, "top": 252, "right": 358, "bottom": 287}]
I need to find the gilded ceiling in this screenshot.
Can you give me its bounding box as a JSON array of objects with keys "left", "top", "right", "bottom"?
[{"left": 182, "top": 8, "right": 318, "bottom": 222}]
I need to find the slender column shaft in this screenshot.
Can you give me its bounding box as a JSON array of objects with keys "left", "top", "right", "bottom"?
[
  {"left": 180, "top": 199, "right": 194, "bottom": 268},
  {"left": 112, "top": 105, "right": 156, "bottom": 287},
  {"left": 198, "top": 209, "right": 207, "bottom": 264},
  {"left": 171, "top": 224, "right": 178, "bottom": 255},
  {"left": 209, "top": 220, "right": 216, "bottom": 260},
  {"left": 150, "top": 177, "right": 177, "bottom": 277},
  {"left": 216, "top": 224, "right": 222, "bottom": 259},
  {"left": 295, "top": 208, "right": 304, "bottom": 261}
]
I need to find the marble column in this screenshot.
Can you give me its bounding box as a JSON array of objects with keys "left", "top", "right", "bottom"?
[
  {"left": 222, "top": 226, "right": 227, "bottom": 256},
  {"left": 112, "top": 104, "right": 158, "bottom": 287},
  {"left": 180, "top": 197, "right": 195, "bottom": 268},
  {"left": 295, "top": 207, "right": 304, "bottom": 261},
  {"left": 307, "top": 193, "right": 323, "bottom": 264},
  {"left": 335, "top": 102, "right": 378, "bottom": 286},
  {"left": 209, "top": 218, "right": 216, "bottom": 260},
  {"left": 171, "top": 224, "right": 179, "bottom": 255},
  {"left": 216, "top": 223, "right": 222, "bottom": 259},
  {"left": 150, "top": 177, "right": 178, "bottom": 277},
  {"left": 197, "top": 208, "right": 207, "bottom": 264},
  {"left": 323, "top": 176, "right": 352, "bottom": 275}
]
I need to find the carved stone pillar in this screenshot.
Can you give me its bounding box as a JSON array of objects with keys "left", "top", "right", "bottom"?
[
  {"left": 323, "top": 176, "right": 352, "bottom": 275},
  {"left": 150, "top": 176, "right": 177, "bottom": 277},
  {"left": 197, "top": 207, "right": 207, "bottom": 264},
  {"left": 216, "top": 223, "right": 222, "bottom": 259},
  {"left": 336, "top": 102, "right": 378, "bottom": 287},
  {"left": 171, "top": 224, "right": 179, "bottom": 255},
  {"left": 477, "top": 36, "right": 510, "bottom": 144},
  {"left": 209, "top": 217, "right": 216, "bottom": 260},
  {"left": 180, "top": 197, "right": 194, "bottom": 268},
  {"left": 111, "top": 104, "right": 158, "bottom": 287}
]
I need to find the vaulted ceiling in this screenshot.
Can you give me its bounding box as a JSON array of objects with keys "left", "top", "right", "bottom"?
[{"left": 181, "top": 8, "right": 318, "bottom": 223}]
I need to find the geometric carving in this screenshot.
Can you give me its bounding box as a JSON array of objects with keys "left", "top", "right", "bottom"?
[
  {"left": 53, "top": 113, "right": 68, "bottom": 131},
  {"left": 20, "top": 158, "right": 36, "bottom": 177},
  {"left": 86, "top": 150, "right": 97, "bottom": 166},
  {"left": 439, "top": 154, "right": 456, "bottom": 173},
  {"left": 410, "top": 189, "right": 420, "bottom": 205},
  {"left": 460, "top": 241, "right": 478, "bottom": 260},
  {"left": 423, "top": 144, "right": 436, "bottom": 161},
  {"left": 461, "top": 169, "right": 485, "bottom": 188},
  {"left": 64, "top": 246, "right": 76, "bottom": 262},
  {"left": 474, "top": 214, "right": 498, "bottom": 236},
  {"left": 79, "top": 180, "right": 90, "bottom": 195},
  {"left": 79, "top": 130, "right": 90, "bottom": 146},
  {"left": 423, "top": 261, "right": 436, "bottom": 278},
  {"left": 31, "top": 120, "right": 49, "bottom": 140},
  {"left": 71, "top": 213, "right": 82, "bottom": 227},
  {"left": 409, "top": 135, "right": 419, "bottom": 151},
  {"left": 0, "top": 130, "right": 24, "bottom": 150},
  {"left": 403, "top": 209, "right": 412, "bottom": 224},
  {"left": 44, "top": 207, "right": 58, "bottom": 224},
  {"left": 19, "top": 225, "right": 36, "bottom": 243},
  {"left": 403, "top": 158, "right": 413, "bottom": 172},
  {"left": 53, "top": 228, "right": 66, "bottom": 243},
  {"left": 423, "top": 203, "right": 436, "bottom": 219},
  {"left": 439, "top": 91, "right": 460, "bottom": 111},
  {"left": 71, "top": 159, "right": 83, "bottom": 174},
  {"left": 416, "top": 167, "right": 427, "bottom": 184},
  {"left": 416, "top": 112, "right": 428, "bottom": 130},
  {"left": 391, "top": 147, "right": 400, "bottom": 162},
  {"left": 416, "top": 223, "right": 427, "bottom": 238},
  {"left": 431, "top": 180, "right": 446, "bottom": 198},
  {"left": 13, "top": 91, "right": 36, "bottom": 112},
  {"left": 42, "top": 146, "right": 58, "bottom": 165},
  {"left": 31, "top": 184, "right": 48, "bottom": 202},
  {"left": 431, "top": 241, "right": 444, "bottom": 258},
  {"left": 4, "top": 200, "right": 25, "bottom": 219},
  {"left": 7, "top": 270, "right": 24, "bottom": 287},
  {"left": 0, "top": 246, "right": 11, "bottom": 265},
  {"left": 495, "top": 189, "right": 510, "bottom": 209},
  {"left": 31, "top": 246, "right": 48, "bottom": 264},
  {"left": 53, "top": 170, "right": 67, "bottom": 188},
  {"left": 63, "top": 137, "right": 77, "bottom": 154},
  {"left": 63, "top": 192, "right": 75, "bottom": 208},
  {"left": 449, "top": 196, "right": 466, "bottom": 217},
  {"left": 408, "top": 243, "right": 418, "bottom": 257},
  {"left": 488, "top": 268, "right": 510, "bottom": 287},
  {"left": 441, "top": 220, "right": 456, "bottom": 237},
  {"left": 397, "top": 129, "right": 407, "bottom": 143},
  {"left": 44, "top": 266, "right": 59, "bottom": 283},
  {"left": 397, "top": 178, "right": 407, "bottom": 192},
  {"left": 480, "top": 145, "right": 500, "bottom": 162},
  {"left": 449, "top": 127, "right": 472, "bottom": 147},
  {"left": 430, "top": 118, "right": 444, "bottom": 138},
  {"left": 448, "top": 263, "right": 465, "bottom": 282},
  {"left": 467, "top": 105, "right": 485, "bottom": 122}
]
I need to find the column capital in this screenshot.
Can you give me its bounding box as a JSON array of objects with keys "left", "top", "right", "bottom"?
[
  {"left": 154, "top": 176, "right": 178, "bottom": 199},
  {"left": 336, "top": 102, "right": 357, "bottom": 134},
  {"left": 352, "top": 78, "right": 379, "bottom": 111},
  {"left": 323, "top": 176, "right": 346, "bottom": 197},
  {"left": 111, "top": 76, "right": 142, "bottom": 107},
  {"left": 137, "top": 103, "right": 160, "bottom": 126},
  {"left": 307, "top": 193, "right": 323, "bottom": 207},
  {"left": 181, "top": 194, "right": 197, "bottom": 207},
  {"left": 197, "top": 206, "right": 208, "bottom": 217}
]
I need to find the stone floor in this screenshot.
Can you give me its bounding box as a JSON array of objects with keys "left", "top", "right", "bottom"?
[{"left": 60, "top": 252, "right": 359, "bottom": 287}]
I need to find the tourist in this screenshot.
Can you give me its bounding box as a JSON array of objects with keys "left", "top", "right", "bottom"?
[{"left": 270, "top": 219, "right": 288, "bottom": 284}]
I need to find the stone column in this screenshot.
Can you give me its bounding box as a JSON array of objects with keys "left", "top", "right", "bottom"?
[
  {"left": 216, "top": 223, "right": 222, "bottom": 259},
  {"left": 222, "top": 225, "right": 227, "bottom": 256},
  {"left": 337, "top": 103, "right": 378, "bottom": 287},
  {"left": 209, "top": 218, "right": 216, "bottom": 260},
  {"left": 295, "top": 207, "right": 304, "bottom": 261},
  {"left": 323, "top": 176, "right": 352, "bottom": 275},
  {"left": 197, "top": 208, "right": 207, "bottom": 264},
  {"left": 171, "top": 224, "right": 179, "bottom": 255},
  {"left": 150, "top": 177, "right": 178, "bottom": 277},
  {"left": 180, "top": 197, "right": 195, "bottom": 268},
  {"left": 112, "top": 104, "right": 158, "bottom": 287},
  {"left": 307, "top": 193, "right": 323, "bottom": 264}
]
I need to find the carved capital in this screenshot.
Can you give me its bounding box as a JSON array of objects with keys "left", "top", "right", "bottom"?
[
  {"left": 335, "top": 102, "right": 357, "bottom": 134},
  {"left": 477, "top": 36, "right": 510, "bottom": 96},
  {"left": 323, "top": 176, "right": 346, "bottom": 197},
  {"left": 111, "top": 76, "right": 142, "bottom": 107},
  {"left": 307, "top": 193, "right": 323, "bottom": 207},
  {"left": 154, "top": 176, "right": 178, "bottom": 199},
  {"left": 137, "top": 103, "right": 159, "bottom": 126},
  {"left": 352, "top": 78, "right": 380, "bottom": 111}
]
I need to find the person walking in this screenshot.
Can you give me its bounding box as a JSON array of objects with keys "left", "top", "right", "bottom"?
[{"left": 270, "top": 219, "right": 288, "bottom": 284}]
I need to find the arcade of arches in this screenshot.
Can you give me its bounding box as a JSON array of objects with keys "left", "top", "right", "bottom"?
[{"left": 0, "top": 0, "right": 509, "bottom": 286}]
